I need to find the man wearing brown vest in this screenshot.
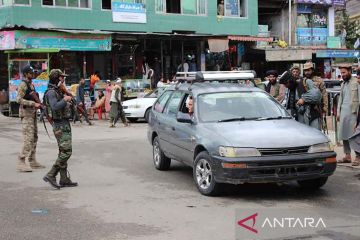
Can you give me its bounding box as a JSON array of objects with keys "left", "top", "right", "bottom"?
[{"left": 337, "top": 64, "right": 360, "bottom": 166}]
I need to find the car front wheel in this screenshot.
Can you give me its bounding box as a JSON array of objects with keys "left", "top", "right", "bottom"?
[
  {"left": 153, "top": 136, "right": 171, "bottom": 170},
  {"left": 193, "top": 152, "right": 222, "bottom": 196},
  {"left": 145, "top": 108, "right": 151, "bottom": 123},
  {"left": 297, "top": 177, "right": 328, "bottom": 189}
]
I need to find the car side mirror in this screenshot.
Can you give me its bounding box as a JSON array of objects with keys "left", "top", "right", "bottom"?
[{"left": 177, "top": 112, "right": 193, "bottom": 123}]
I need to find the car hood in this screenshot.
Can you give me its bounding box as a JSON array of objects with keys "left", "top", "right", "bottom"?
[
  {"left": 122, "top": 98, "right": 156, "bottom": 106},
  {"left": 201, "top": 119, "right": 329, "bottom": 148}
]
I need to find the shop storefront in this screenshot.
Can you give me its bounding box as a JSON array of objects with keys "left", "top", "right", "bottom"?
[{"left": 0, "top": 30, "right": 112, "bottom": 116}]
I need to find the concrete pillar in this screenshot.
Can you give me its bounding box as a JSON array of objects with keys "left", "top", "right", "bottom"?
[{"left": 328, "top": 7, "right": 335, "bottom": 37}]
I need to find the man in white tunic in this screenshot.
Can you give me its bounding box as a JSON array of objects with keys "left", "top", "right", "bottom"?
[{"left": 337, "top": 64, "right": 360, "bottom": 164}]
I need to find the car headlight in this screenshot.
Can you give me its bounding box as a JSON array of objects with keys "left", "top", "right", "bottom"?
[
  {"left": 219, "top": 146, "right": 261, "bottom": 158},
  {"left": 308, "top": 142, "right": 332, "bottom": 153}
]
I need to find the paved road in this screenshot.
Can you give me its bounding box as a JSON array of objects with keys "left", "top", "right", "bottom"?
[{"left": 0, "top": 116, "right": 360, "bottom": 240}]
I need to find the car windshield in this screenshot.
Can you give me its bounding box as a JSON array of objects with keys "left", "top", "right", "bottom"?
[{"left": 198, "top": 91, "right": 291, "bottom": 122}]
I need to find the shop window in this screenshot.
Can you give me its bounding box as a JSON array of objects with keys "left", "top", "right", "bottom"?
[
  {"left": 156, "top": 0, "right": 206, "bottom": 15},
  {"left": 166, "top": 0, "right": 180, "bottom": 13},
  {"left": 102, "top": 0, "right": 111, "bottom": 9},
  {"left": 42, "top": 0, "right": 90, "bottom": 8},
  {"left": 42, "top": 0, "right": 53, "bottom": 5},
  {"left": 14, "top": 0, "right": 30, "bottom": 5},
  {"left": 220, "top": 0, "right": 247, "bottom": 17}
]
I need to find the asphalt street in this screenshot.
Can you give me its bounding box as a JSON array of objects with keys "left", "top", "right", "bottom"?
[{"left": 1, "top": 115, "right": 360, "bottom": 240}]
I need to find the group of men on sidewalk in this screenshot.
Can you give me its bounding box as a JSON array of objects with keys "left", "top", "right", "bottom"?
[
  {"left": 265, "top": 62, "right": 327, "bottom": 131},
  {"left": 265, "top": 62, "right": 360, "bottom": 166}
]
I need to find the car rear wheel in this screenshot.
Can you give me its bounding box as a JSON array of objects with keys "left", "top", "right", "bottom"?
[
  {"left": 153, "top": 136, "right": 171, "bottom": 170},
  {"left": 193, "top": 152, "right": 222, "bottom": 196},
  {"left": 127, "top": 118, "right": 138, "bottom": 123},
  {"left": 297, "top": 177, "right": 328, "bottom": 189}
]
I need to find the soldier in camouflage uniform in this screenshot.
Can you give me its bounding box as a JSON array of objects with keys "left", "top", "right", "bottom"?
[
  {"left": 303, "top": 62, "right": 328, "bottom": 117},
  {"left": 43, "top": 69, "right": 78, "bottom": 189},
  {"left": 16, "top": 65, "right": 45, "bottom": 172}
]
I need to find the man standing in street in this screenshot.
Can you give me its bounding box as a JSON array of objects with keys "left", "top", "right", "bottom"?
[
  {"left": 109, "top": 78, "right": 129, "bottom": 128},
  {"left": 16, "top": 65, "right": 45, "bottom": 172},
  {"left": 76, "top": 77, "right": 92, "bottom": 125},
  {"left": 43, "top": 69, "right": 78, "bottom": 189},
  {"left": 337, "top": 64, "right": 360, "bottom": 165}
]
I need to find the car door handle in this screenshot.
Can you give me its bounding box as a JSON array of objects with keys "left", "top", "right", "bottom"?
[{"left": 171, "top": 127, "right": 175, "bottom": 131}]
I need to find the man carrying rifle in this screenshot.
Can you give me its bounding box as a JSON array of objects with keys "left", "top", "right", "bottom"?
[
  {"left": 43, "top": 69, "right": 78, "bottom": 189},
  {"left": 16, "top": 65, "right": 45, "bottom": 172}
]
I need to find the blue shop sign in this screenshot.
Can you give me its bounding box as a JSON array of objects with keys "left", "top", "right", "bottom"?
[{"left": 317, "top": 50, "right": 360, "bottom": 58}]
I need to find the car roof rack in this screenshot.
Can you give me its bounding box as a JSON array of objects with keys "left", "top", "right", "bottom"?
[
  {"left": 195, "top": 71, "right": 255, "bottom": 81},
  {"left": 174, "top": 71, "right": 256, "bottom": 90}
]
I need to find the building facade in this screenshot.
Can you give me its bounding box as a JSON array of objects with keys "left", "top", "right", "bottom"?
[{"left": 0, "top": 0, "right": 263, "bottom": 115}]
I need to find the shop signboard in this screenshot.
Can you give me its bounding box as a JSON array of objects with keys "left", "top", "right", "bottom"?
[
  {"left": 9, "top": 79, "right": 48, "bottom": 102},
  {"left": 296, "top": 0, "right": 344, "bottom": 5},
  {"left": 14, "top": 31, "right": 111, "bottom": 51},
  {"left": 296, "top": 0, "right": 332, "bottom": 5},
  {"left": 332, "top": 0, "right": 345, "bottom": 6},
  {"left": 0, "top": 31, "right": 15, "bottom": 50},
  {"left": 297, "top": 28, "right": 328, "bottom": 45},
  {"left": 316, "top": 50, "right": 360, "bottom": 58},
  {"left": 327, "top": 36, "right": 341, "bottom": 48},
  {"left": 112, "top": 1, "right": 146, "bottom": 23},
  {"left": 297, "top": 4, "right": 312, "bottom": 14}
]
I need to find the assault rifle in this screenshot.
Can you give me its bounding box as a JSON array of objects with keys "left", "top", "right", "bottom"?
[{"left": 29, "top": 91, "right": 53, "bottom": 138}]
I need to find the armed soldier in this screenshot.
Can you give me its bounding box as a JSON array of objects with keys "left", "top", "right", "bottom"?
[
  {"left": 280, "top": 69, "right": 322, "bottom": 129},
  {"left": 43, "top": 69, "right": 78, "bottom": 189},
  {"left": 16, "top": 65, "right": 45, "bottom": 172},
  {"left": 303, "top": 62, "right": 328, "bottom": 128}
]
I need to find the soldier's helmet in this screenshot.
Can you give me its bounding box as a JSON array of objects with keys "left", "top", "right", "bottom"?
[
  {"left": 49, "top": 69, "right": 68, "bottom": 80},
  {"left": 22, "top": 65, "right": 34, "bottom": 75}
]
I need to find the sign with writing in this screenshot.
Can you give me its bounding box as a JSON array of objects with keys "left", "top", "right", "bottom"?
[
  {"left": 112, "top": 2, "right": 146, "bottom": 23},
  {"left": 297, "top": 28, "right": 328, "bottom": 45},
  {"left": 317, "top": 50, "right": 360, "bottom": 58},
  {"left": 296, "top": 0, "right": 332, "bottom": 5},
  {"left": 14, "top": 31, "right": 111, "bottom": 51},
  {"left": 333, "top": 0, "right": 345, "bottom": 6},
  {"left": 0, "top": 31, "right": 15, "bottom": 50},
  {"left": 9, "top": 79, "right": 48, "bottom": 102},
  {"left": 327, "top": 36, "right": 341, "bottom": 48},
  {"left": 297, "top": 4, "right": 312, "bottom": 13}
]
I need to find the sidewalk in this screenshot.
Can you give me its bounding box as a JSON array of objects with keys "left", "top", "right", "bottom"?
[{"left": 334, "top": 144, "right": 360, "bottom": 170}]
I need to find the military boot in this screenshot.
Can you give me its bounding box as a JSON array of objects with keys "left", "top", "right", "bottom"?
[
  {"left": 43, "top": 165, "right": 60, "bottom": 189},
  {"left": 59, "top": 169, "right": 78, "bottom": 187},
  {"left": 17, "top": 160, "right": 33, "bottom": 172},
  {"left": 29, "top": 160, "right": 46, "bottom": 169}
]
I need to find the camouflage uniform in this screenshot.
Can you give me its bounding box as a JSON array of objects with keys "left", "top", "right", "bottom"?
[
  {"left": 312, "top": 76, "right": 328, "bottom": 115},
  {"left": 43, "top": 69, "right": 77, "bottom": 189},
  {"left": 16, "top": 79, "right": 45, "bottom": 171}
]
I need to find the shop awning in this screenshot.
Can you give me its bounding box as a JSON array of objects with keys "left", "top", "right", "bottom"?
[
  {"left": 5, "top": 48, "right": 61, "bottom": 53},
  {"left": 228, "top": 36, "right": 273, "bottom": 42}
]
